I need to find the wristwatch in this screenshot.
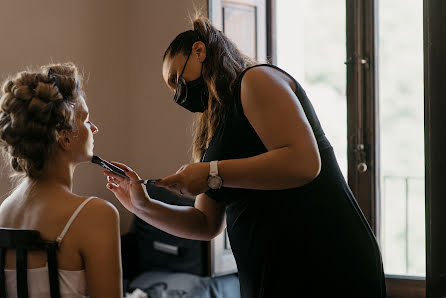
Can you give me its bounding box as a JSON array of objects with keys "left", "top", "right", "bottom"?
[{"left": 207, "top": 160, "right": 223, "bottom": 189}]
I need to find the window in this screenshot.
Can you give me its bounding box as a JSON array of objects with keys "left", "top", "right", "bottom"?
[
  {"left": 276, "top": 0, "right": 347, "bottom": 178},
  {"left": 378, "top": 0, "right": 425, "bottom": 277},
  {"left": 275, "top": 0, "right": 428, "bottom": 295},
  {"left": 210, "top": 0, "right": 446, "bottom": 295}
]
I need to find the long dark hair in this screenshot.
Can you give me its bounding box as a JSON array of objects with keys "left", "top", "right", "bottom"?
[{"left": 163, "top": 16, "right": 256, "bottom": 161}]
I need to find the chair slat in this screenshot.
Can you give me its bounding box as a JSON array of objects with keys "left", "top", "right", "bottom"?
[
  {"left": 0, "top": 228, "right": 60, "bottom": 298},
  {"left": 47, "top": 244, "right": 61, "bottom": 298},
  {"left": 16, "top": 247, "right": 29, "bottom": 298},
  {"left": 0, "top": 247, "right": 7, "bottom": 298}
]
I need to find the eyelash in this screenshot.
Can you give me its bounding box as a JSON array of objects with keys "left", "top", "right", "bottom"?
[{"left": 170, "top": 76, "right": 177, "bottom": 85}]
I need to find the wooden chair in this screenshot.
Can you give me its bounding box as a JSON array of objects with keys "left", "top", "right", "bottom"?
[{"left": 0, "top": 228, "right": 60, "bottom": 298}]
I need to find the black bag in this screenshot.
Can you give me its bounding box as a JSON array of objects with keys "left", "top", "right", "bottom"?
[{"left": 126, "top": 183, "right": 208, "bottom": 276}]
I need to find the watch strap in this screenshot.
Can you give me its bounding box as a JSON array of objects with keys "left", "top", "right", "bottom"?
[{"left": 209, "top": 160, "right": 219, "bottom": 176}]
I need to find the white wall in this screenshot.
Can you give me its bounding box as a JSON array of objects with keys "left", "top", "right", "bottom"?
[{"left": 0, "top": 0, "right": 206, "bottom": 233}]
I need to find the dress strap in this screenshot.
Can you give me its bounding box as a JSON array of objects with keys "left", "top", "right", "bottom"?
[{"left": 56, "top": 197, "right": 94, "bottom": 244}]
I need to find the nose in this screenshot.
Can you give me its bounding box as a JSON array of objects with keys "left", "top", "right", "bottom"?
[{"left": 91, "top": 122, "right": 99, "bottom": 135}]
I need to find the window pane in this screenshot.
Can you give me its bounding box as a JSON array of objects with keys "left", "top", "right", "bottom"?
[
  {"left": 275, "top": 0, "right": 347, "bottom": 177},
  {"left": 379, "top": 0, "right": 425, "bottom": 276}
]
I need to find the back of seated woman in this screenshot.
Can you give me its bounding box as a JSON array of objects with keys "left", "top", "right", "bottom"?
[{"left": 0, "top": 63, "right": 122, "bottom": 298}]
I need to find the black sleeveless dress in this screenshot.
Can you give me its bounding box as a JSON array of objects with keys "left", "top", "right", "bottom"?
[{"left": 202, "top": 64, "right": 386, "bottom": 298}]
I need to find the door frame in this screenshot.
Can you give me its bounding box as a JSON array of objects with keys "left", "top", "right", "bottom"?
[{"left": 424, "top": 0, "right": 446, "bottom": 297}]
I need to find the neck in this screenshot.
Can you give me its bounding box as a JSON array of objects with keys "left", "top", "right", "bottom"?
[{"left": 33, "top": 154, "right": 76, "bottom": 192}]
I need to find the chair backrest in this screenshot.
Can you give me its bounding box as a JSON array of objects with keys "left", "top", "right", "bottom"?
[{"left": 0, "top": 228, "right": 60, "bottom": 298}]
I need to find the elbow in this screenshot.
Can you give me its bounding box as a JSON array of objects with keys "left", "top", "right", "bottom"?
[
  {"left": 196, "top": 212, "right": 225, "bottom": 241},
  {"left": 310, "top": 155, "right": 321, "bottom": 180},
  {"left": 287, "top": 143, "right": 321, "bottom": 186},
  {"left": 201, "top": 234, "right": 217, "bottom": 242},
  {"left": 296, "top": 153, "right": 321, "bottom": 185},
  {"left": 205, "top": 224, "right": 226, "bottom": 241},
  {"left": 198, "top": 230, "right": 222, "bottom": 242}
]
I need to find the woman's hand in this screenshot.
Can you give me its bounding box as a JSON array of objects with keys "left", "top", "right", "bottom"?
[
  {"left": 155, "top": 162, "right": 210, "bottom": 196},
  {"left": 104, "top": 162, "right": 150, "bottom": 213}
]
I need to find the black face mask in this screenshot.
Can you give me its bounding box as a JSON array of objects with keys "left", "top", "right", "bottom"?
[{"left": 173, "top": 51, "right": 209, "bottom": 113}]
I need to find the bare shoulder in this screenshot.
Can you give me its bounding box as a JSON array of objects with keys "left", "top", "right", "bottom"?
[
  {"left": 0, "top": 196, "right": 16, "bottom": 226},
  {"left": 0, "top": 196, "right": 14, "bottom": 211},
  {"left": 240, "top": 65, "right": 297, "bottom": 112},
  {"left": 240, "top": 66, "right": 296, "bottom": 105},
  {"left": 241, "top": 65, "right": 293, "bottom": 90},
  {"left": 68, "top": 197, "right": 120, "bottom": 251},
  {"left": 67, "top": 197, "right": 120, "bottom": 237},
  {"left": 76, "top": 197, "right": 119, "bottom": 222}
]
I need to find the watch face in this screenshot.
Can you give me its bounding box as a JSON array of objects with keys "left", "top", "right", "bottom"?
[{"left": 207, "top": 175, "right": 223, "bottom": 189}]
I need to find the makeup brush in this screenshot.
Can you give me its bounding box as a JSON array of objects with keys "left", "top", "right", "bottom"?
[{"left": 91, "top": 155, "right": 160, "bottom": 185}]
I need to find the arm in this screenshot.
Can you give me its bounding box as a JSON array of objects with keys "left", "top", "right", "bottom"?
[
  {"left": 135, "top": 192, "right": 226, "bottom": 241},
  {"left": 218, "top": 66, "right": 321, "bottom": 190},
  {"left": 158, "top": 66, "right": 321, "bottom": 194},
  {"left": 76, "top": 198, "right": 122, "bottom": 298},
  {"left": 105, "top": 165, "right": 226, "bottom": 241}
]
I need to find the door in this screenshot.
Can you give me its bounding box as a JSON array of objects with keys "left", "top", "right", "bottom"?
[{"left": 208, "top": 0, "right": 268, "bottom": 277}]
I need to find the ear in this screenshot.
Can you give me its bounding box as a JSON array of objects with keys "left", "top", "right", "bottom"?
[
  {"left": 58, "top": 130, "right": 72, "bottom": 151},
  {"left": 192, "top": 41, "right": 207, "bottom": 63}
]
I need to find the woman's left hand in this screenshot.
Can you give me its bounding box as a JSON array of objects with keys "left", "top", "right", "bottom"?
[{"left": 155, "top": 162, "right": 210, "bottom": 196}]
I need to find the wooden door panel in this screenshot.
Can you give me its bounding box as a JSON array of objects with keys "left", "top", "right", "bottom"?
[
  {"left": 222, "top": 3, "right": 257, "bottom": 58},
  {"left": 210, "top": 0, "right": 266, "bottom": 61},
  {"left": 208, "top": 0, "right": 267, "bottom": 277}
]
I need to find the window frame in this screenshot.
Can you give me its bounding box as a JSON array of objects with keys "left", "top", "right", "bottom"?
[
  {"left": 346, "top": 0, "right": 427, "bottom": 296},
  {"left": 424, "top": 0, "right": 446, "bottom": 296},
  {"left": 345, "top": 0, "right": 380, "bottom": 236},
  {"left": 345, "top": 0, "right": 446, "bottom": 296}
]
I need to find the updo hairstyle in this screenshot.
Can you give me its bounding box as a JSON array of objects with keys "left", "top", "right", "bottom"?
[{"left": 0, "top": 63, "right": 83, "bottom": 179}]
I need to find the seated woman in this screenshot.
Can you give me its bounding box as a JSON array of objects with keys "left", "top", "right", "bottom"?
[{"left": 0, "top": 63, "right": 122, "bottom": 298}]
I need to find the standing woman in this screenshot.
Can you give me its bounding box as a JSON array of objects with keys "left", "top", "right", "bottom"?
[{"left": 106, "top": 16, "right": 386, "bottom": 297}]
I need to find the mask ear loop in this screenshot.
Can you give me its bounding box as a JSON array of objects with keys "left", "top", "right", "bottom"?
[
  {"left": 174, "top": 51, "right": 192, "bottom": 103},
  {"left": 179, "top": 51, "right": 192, "bottom": 78}
]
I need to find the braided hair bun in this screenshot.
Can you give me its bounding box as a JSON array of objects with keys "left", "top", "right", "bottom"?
[{"left": 0, "top": 63, "right": 83, "bottom": 178}]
